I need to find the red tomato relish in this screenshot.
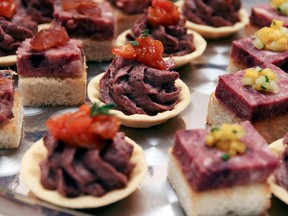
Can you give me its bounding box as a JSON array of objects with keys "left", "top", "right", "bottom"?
[
  {"left": 0, "top": 0, "right": 16, "bottom": 19},
  {"left": 147, "top": 0, "right": 180, "bottom": 26},
  {"left": 46, "top": 104, "right": 121, "bottom": 149},
  {"left": 112, "top": 31, "right": 167, "bottom": 70},
  {"left": 30, "top": 26, "right": 70, "bottom": 51}
]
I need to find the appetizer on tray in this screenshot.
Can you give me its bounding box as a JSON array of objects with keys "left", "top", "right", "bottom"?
[
  {"left": 21, "top": 103, "right": 147, "bottom": 208},
  {"left": 88, "top": 30, "right": 190, "bottom": 128},
  {"left": 0, "top": 0, "right": 38, "bottom": 66},
  {"left": 0, "top": 69, "right": 23, "bottom": 149},
  {"left": 53, "top": 0, "right": 116, "bottom": 62},
  {"left": 207, "top": 64, "right": 288, "bottom": 143},
  {"left": 168, "top": 121, "right": 279, "bottom": 216},
  {"left": 116, "top": 0, "right": 206, "bottom": 68},
  {"left": 16, "top": 25, "right": 86, "bottom": 107},
  {"left": 269, "top": 133, "right": 288, "bottom": 205},
  {"left": 228, "top": 20, "right": 288, "bottom": 73},
  {"left": 247, "top": 0, "right": 288, "bottom": 35},
  {"left": 178, "top": 0, "right": 249, "bottom": 39}
]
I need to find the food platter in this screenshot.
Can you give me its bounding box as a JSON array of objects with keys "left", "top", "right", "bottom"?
[{"left": 0, "top": 1, "right": 288, "bottom": 215}]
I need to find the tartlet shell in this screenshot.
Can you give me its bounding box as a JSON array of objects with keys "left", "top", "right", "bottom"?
[
  {"left": 20, "top": 137, "right": 147, "bottom": 209},
  {"left": 115, "top": 29, "right": 207, "bottom": 68},
  {"left": 87, "top": 73, "right": 191, "bottom": 128}
]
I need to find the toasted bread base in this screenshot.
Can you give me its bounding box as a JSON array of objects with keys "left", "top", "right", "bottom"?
[
  {"left": 269, "top": 139, "right": 288, "bottom": 205},
  {"left": 87, "top": 73, "right": 191, "bottom": 128},
  {"left": 207, "top": 92, "right": 288, "bottom": 143},
  {"left": 20, "top": 137, "right": 147, "bottom": 208},
  {"left": 0, "top": 91, "right": 24, "bottom": 148},
  {"left": 19, "top": 70, "right": 87, "bottom": 107},
  {"left": 167, "top": 150, "right": 271, "bottom": 216}
]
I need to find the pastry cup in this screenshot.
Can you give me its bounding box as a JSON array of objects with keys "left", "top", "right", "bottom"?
[
  {"left": 115, "top": 29, "right": 207, "bottom": 68},
  {"left": 182, "top": 7, "right": 249, "bottom": 39},
  {"left": 21, "top": 137, "right": 147, "bottom": 209},
  {"left": 87, "top": 73, "right": 191, "bottom": 128},
  {"left": 268, "top": 138, "right": 288, "bottom": 205}
]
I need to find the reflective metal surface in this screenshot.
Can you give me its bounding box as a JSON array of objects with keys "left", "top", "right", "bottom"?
[{"left": 1, "top": 1, "right": 288, "bottom": 215}]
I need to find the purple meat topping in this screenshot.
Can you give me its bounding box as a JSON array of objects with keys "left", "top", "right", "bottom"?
[
  {"left": 182, "top": 0, "right": 241, "bottom": 27},
  {"left": 0, "top": 70, "right": 14, "bottom": 122},
  {"left": 53, "top": 0, "right": 115, "bottom": 41},
  {"left": 40, "top": 132, "right": 135, "bottom": 198},
  {"left": 16, "top": 38, "right": 84, "bottom": 78},
  {"left": 215, "top": 66, "right": 288, "bottom": 122},
  {"left": 250, "top": 4, "right": 288, "bottom": 28},
  {"left": 19, "top": 0, "right": 53, "bottom": 24},
  {"left": 99, "top": 57, "right": 180, "bottom": 115},
  {"left": 127, "top": 14, "right": 195, "bottom": 57},
  {"left": 231, "top": 37, "right": 288, "bottom": 72},
  {"left": 172, "top": 121, "right": 279, "bottom": 192},
  {"left": 0, "top": 13, "right": 37, "bottom": 56},
  {"left": 108, "top": 0, "right": 151, "bottom": 15}
]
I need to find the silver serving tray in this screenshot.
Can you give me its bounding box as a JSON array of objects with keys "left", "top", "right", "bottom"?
[{"left": 1, "top": 1, "right": 288, "bottom": 215}]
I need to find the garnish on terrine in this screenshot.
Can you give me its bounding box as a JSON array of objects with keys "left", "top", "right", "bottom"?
[
  {"left": 269, "top": 133, "right": 288, "bottom": 205},
  {"left": 0, "top": 0, "right": 38, "bottom": 66},
  {"left": 178, "top": 0, "right": 249, "bottom": 39},
  {"left": 53, "top": 0, "right": 116, "bottom": 62},
  {"left": 88, "top": 30, "right": 190, "bottom": 128},
  {"left": 16, "top": 25, "right": 86, "bottom": 107},
  {"left": 0, "top": 69, "right": 24, "bottom": 148},
  {"left": 20, "top": 103, "right": 147, "bottom": 208},
  {"left": 228, "top": 20, "right": 288, "bottom": 73},
  {"left": 168, "top": 121, "right": 279, "bottom": 216},
  {"left": 207, "top": 64, "right": 288, "bottom": 143},
  {"left": 247, "top": 0, "right": 288, "bottom": 35},
  {"left": 116, "top": 0, "right": 207, "bottom": 67}
]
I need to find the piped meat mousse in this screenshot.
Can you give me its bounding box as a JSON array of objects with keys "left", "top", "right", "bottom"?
[
  {"left": 179, "top": 0, "right": 248, "bottom": 39},
  {"left": 88, "top": 31, "right": 190, "bottom": 128},
  {"left": 126, "top": 0, "right": 195, "bottom": 57},
  {"left": 21, "top": 103, "right": 147, "bottom": 208}
]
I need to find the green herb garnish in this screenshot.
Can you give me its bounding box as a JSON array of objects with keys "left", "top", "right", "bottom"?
[
  {"left": 261, "top": 85, "right": 267, "bottom": 90},
  {"left": 221, "top": 154, "right": 230, "bottom": 161},
  {"left": 232, "top": 129, "right": 237, "bottom": 134},
  {"left": 141, "top": 29, "right": 149, "bottom": 38},
  {"left": 210, "top": 127, "right": 220, "bottom": 132},
  {"left": 90, "top": 103, "right": 115, "bottom": 116},
  {"left": 265, "top": 75, "right": 269, "bottom": 82},
  {"left": 130, "top": 40, "right": 139, "bottom": 47}
]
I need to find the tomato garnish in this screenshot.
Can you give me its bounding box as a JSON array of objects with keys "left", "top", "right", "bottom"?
[
  {"left": 30, "top": 26, "right": 70, "bottom": 51},
  {"left": 112, "top": 31, "right": 166, "bottom": 70},
  {"left": 46, "top": 104, "right": 120, "bottom": 149},
  {"left": 147, "top": 0, "right": 180, "bottom": 26},
  {"left": 0, "top": 0, "right": 16, "bottom": 19},
  {"left": 62, "top": 0, "right": 101, "bottom": 18}
]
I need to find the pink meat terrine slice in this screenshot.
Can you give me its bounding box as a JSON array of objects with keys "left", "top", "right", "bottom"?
[
  {"left": 250, "top": 4, "right": 288, "bottom": 28},
  {"left": 53, "top": 0, "right": 115, "bottom": 61},
  {"left": 17, "top": 35, "right": 86, "bottom": 107},
  {"left": 168, "top": 121, "right": 278, "bottom": 216},
  {"left": 229, "top": 37, "right": 288, "bottom": 72}
]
